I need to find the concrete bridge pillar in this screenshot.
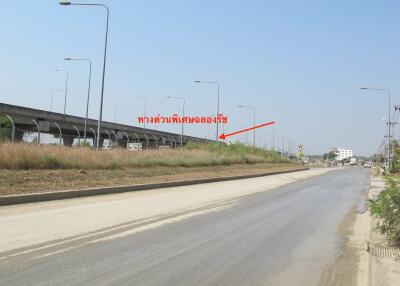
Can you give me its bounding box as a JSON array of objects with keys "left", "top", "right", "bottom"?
[
  {"left": 62, "top": 136, "right": 74, "bottom": 147},
  {"left": 94, "top": 138, "right": 104, "bottom": 149},
  {"left": 15, "top": 130, "right": 24, "bottom": 142},
  {"left": 119, "top": 140, "right": 128, "bottom": 149}
]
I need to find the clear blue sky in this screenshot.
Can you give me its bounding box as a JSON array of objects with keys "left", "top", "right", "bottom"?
[{"left": 1, "top": 0, "right": 400, "bottom": 155}]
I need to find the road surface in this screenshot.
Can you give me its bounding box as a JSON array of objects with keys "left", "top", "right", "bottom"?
[{"left": 0, "top": 168, "right": 369, "bottom": 286}]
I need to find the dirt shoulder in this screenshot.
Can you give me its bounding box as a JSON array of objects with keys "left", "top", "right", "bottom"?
[
  {"left": 318, "top": 174, "right": 400, "bottom": 286},
  {"left": 0, "top": 162, "right": 304, "bottom": 196},
  {"left": 321, "top": 206, "right": 376, "bottom": 286}
]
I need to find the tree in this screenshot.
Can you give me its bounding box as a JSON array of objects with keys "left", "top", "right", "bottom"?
[
  {"left": 323, "top": 151, "right": 336, "bottom": 161},
  {"left": 373, "top": 154, "right": 385, "bottom": 164},
  {"left": 392, "top": 148, "right": 400, "bottom": 173},
  {"left": 0, "top": 114, "right": 12, "bottom": 142}
]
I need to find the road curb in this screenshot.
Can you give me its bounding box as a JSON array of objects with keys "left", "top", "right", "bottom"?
[{"left": 0, "top": 167, "right": 308, "bottom": 206}]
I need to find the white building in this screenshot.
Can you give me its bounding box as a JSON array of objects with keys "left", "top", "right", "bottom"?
[{"left": 332, "top": 147, "right": 353, "bottom": 161}]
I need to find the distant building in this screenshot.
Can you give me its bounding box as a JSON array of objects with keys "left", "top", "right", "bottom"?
[{"left": 332, "top": 147, "right": 353, "bottom": 161}]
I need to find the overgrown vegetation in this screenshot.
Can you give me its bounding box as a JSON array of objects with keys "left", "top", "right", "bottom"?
[
  {"left": 0, "top": 142, "right": 291, "bottom": 170},
  {"left": 369, "top": 178, "right": 400, "bottom": 245},
  {"left": 0, "top": 115, "right": 12, "bottom": 142},
  {"left": 391, "top": 146, "right": 400, "bottom": 173},
  {"left": 322, "top": 151, "right": 336, "bottom": 161}
]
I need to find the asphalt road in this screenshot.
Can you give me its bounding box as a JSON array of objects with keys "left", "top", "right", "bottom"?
[{"left": 0, "top": 168, "right": 369, "bottom": 286}]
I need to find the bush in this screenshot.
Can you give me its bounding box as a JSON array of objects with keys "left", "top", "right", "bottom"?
[
  {"left": 0, "top": 115, "right": 12, "bottom": 142},
  {"left": 40, "top": 154, "right": 62, "bottom": 169},
  {"left": 392, "top": 147, "right": 400, "bottom": 173},
  {"left": 369, "top": 178, "right": 400, "bottom": 245}
]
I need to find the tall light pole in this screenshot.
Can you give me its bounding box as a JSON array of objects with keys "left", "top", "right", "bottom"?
[
  {"left": 236, "top": 125, "right": 248, "bottom": 145},
  {"left": 65, "top": 57, "right": 92, "bottom": 145},
  {"left": 136, "top": 96, "right": 147, "bottom": 128},
  {"left": 60, "top": 1, "right": 110, "bottom": 150},
  {"left": 55, "top": 69, "right": 68, "bottom": 117},
  {"left": 237, "top": 105, "right": 256, "bottom": 146},
  {"left": 166, "top": 96, "right": 185, "bottom": 147},
  {"left": 272, "top": 124, "right": 275, "bottom": 151},
  {"left": 361, "top": 87, "right": 392, "bottom": 172},
  {"left": 50, "top": 89, "right": 63, "bottom": 112},
  {"left": 288, "top": 140, "right": 293, "bottom": 155},
  {"left": 194, "top": 80, "right": 220, "bottom": 142},
  {"left": 114, "top": 105, "right": 124, "bottom": 123},
  {"left": 263, "top": 134, "right": 272, "bottom": 150}
]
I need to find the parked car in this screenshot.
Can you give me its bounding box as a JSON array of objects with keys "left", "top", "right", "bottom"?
[{"left": 363, "top": 162, "right": 372, "bottom": 168}]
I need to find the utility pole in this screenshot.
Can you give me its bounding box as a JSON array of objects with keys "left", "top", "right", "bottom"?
[
  {"left": 394, "top": 105, "right": 400, "bottom": 140},
  {"left": 390, "top": 105, "right": 400, "bottom": 169},
  {"left": 360, "top": 87, "right": 391, "bottom": 172}
]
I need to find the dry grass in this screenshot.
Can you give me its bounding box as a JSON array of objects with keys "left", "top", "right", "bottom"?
[
  {"left": 0, "top": 142, "right": 300, "bottom": 196},
  {"left": 0, "top": 163, "right": 304, "bottom": 196},
  {"left": 0, "top": 142, "right": 289, "bottom": 170}
]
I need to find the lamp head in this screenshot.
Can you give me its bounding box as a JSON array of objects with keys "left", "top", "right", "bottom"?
[{"left": 59, "top": 1, "right": 71, "bottom": 5}]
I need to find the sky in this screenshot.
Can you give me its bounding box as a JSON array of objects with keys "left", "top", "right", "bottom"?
[{"left": 1, "top": 0, "right": 400, "bottom": 155}]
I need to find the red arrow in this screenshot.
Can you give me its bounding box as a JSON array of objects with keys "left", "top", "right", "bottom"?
[{"left": 219, "top": 121, "right": 275, "bottom": 140}]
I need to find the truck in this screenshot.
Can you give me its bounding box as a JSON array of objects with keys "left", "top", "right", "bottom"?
[{"left": 350, "top": 157, "right": 357, "bottom": 165}]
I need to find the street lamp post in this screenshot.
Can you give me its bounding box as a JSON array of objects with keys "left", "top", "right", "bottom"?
[
  {"left": 235, "top": 125, "right": 248, "bottom": 145},
  {"left": 272, "top": 124, "right": 275, "bottom": 151},
  {"left": 194, "top": 81, "right": 220, "bottom": 142},
  {"left": 6, "top": 115, "right": 15, "bottom": 143},
  {"left": 166, "top": 96, "right": 185, "bottom": 147},
  {"left": 136, "top": 96, "right": 147, "bottom": 128},
  {"left": 53, "top": 123, "right": 63, "bottom": 145},
  {"left": 64, "top": 57, "right": 92, "bottom": 145},
  {"left": 60, "top": 1, "right": 110, "bottom": 150},
  {"left": 263, "top": 134, "right": 272, "bottom": 150},
  {"left": 89, "top": 127, "right": 97, "bottom": 148},
  {"left": 361, "top": 87, "right": 392, "bottom": 172},
  {"left": 237, "top": 105, "right": 256, "bottom": 146},
  {"left": 50, "top": 89, "right": 63, "bottom": 112},
  {"left": 55, "top": 69, "right": 68, "bottom": 117},
  {"left": 114, "top": 105, "right": 124, "bottom": 123}
]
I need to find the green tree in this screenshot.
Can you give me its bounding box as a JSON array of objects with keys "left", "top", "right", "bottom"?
[
  {"left": 392, "top": 148, "right": 400, "bottom": 173},
  {"left": 0, "top": 114, "right": 12, "bottom": 142},
  {"left": 323, "top": 151, "right": 336, "bottom": 161},
  {"left": 373, "top": 154, "right": 385, "bottom": 164}
]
